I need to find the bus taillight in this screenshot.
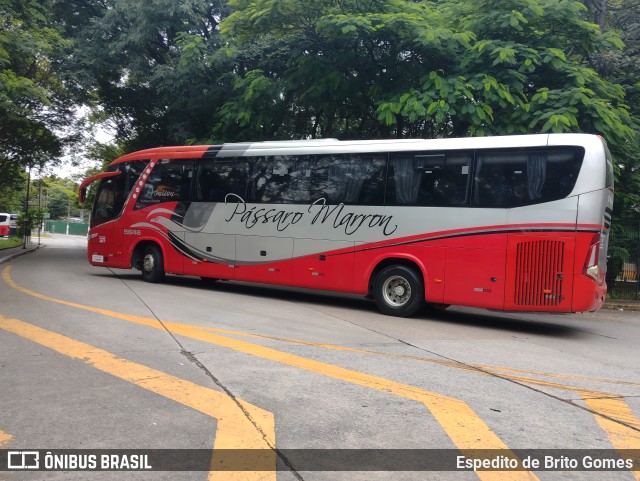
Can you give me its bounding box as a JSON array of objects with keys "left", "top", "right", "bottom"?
[{"left": 583, "top": 233, "right": 604, "bottom": 284}]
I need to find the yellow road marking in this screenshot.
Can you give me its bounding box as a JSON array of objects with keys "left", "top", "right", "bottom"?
[
  {"left": 581, "top": 394, "right": 640, "bottom": 481},
  {"left": 192, "top": 325, "right": 640, "bottom": 389},
  {"left": 2, "top": 265, "right": 538, "bottom": 481},
  {"left": 0, "top": 429, "right": 12, "bottom": 447},
  {"left": 196, "top": 319, "right": 640, "bottom": 475},
  {"left": 5, "top": 260, "right": 632, "bottom": 393},
  {"left": 478, "top": 365, "right": 640, "bottom": 389},
  {"left": 0, "top": 315, "right": 276, "bottom": 481}
]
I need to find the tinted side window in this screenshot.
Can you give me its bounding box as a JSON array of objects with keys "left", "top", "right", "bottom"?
[
  {"left": 386, "top": 152, "right": 471, "bottom": 206},
  {"left": 545, "top": 147, "right": 584, "bottom": 199},
  {"left": 472, "top": 147, "right": 583, "bottom": 208},
  {"left": 311, "top": 153, "right": 386, "bottom": 205},
  {"left": 135, "top": 159, "right": 194, "bottom": 209},
  {"left": 249, "top": 155, "right": 314, "bottom": 204},
  {"left": 196, "top": 158, "right": 250, "bottom": 202}
]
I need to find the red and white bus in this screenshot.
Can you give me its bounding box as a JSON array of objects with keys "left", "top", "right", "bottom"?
[
  {"left": 79, "top": 134, "right": 613, "bottom": 317},
  {"left": 0, "top": 213, "right": 10, "bottom": 237}
]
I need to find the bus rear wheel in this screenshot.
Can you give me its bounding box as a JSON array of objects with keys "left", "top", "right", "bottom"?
[
  {"left": 373, "top": 265, "right": 424, "bottom": 317},
  {"left": 141, "top": 244, "right": 165, "bottom": 283}
]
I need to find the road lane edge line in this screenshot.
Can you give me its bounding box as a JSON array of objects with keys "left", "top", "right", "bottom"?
[
  {"left": 0, "top": 315, "right": 276, "bottom": 481},
  {"left": 3, "top": 265, "right": 540, "bottom": 481}
]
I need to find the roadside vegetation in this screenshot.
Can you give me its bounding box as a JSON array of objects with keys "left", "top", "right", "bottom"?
[
  {"left": 0, "top": 0, "right": 638, "bottom": 221},
  {"left": 0, "top": 237, "right": 23, "bottom": 250}
]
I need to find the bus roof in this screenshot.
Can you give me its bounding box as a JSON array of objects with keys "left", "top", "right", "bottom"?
[{"left": 109, "top": 133, "right": 602, "bottom": 165}]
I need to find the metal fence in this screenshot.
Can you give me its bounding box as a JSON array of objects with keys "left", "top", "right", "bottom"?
[
  {"left": 44, "top": 221, "right": 89, "bottom": 237},
  {"left": 607, "top": 220, "right": 640, "bottom": 300}
]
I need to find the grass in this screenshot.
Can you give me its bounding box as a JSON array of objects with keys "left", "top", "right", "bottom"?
[
  {"left": 0, "top": 237, "right": 23, "bottom": 250},
  {"left": 607, "top": 286, "right": 639, "bottom": 301}
]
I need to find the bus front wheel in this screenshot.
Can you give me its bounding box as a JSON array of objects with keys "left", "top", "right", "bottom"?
[
  {"left": 141, "top": 244, "right": 165, "bottom": 283},
  {"left": 373, "top": 265, "right": 424, "bottom": 317}
]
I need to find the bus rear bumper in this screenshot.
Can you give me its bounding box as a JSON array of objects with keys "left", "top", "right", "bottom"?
[{"left": 572, "top": 276, "right": 607, "bottom": 312}]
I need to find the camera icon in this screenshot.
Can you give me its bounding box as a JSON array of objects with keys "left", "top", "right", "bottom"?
[{"left": 7, "top": 451, "right": 39, "bottom": 469}]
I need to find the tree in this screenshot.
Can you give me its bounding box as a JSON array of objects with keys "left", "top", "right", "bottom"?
[
  {"left": 34, "top": 0, "right": 638, "bottom": 223},
  {"left": 0, "top": 0, "right": 77, "bottom": 187},
  {"left": 61, "top": 0, "right": 233, "bottom": 150},
  {"left": 583, "top": 0, "right": 640, "bottom": 219},
  {"left": 220, "top": 0, "right": 634, "bottom": 146},
  {"left": 220, "top": 0, "right": 473, "bottom": 139},
  {"left": 0, "top": 168, "right": 26, "bottom": 213},
  {"left": 582, "top": 0, "right": 609, "bottom": 29}
]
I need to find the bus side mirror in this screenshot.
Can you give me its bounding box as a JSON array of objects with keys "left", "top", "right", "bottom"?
[{"left": 78, "top": 171, "right": 122, "bottom": 206}]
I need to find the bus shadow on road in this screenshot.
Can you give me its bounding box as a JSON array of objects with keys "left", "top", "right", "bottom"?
[
  {"left": 420, "top": 308, "right": 584, "bottom": 338},
  {"left": 98, "top": 272, "right": 584, "bottom": 338}
]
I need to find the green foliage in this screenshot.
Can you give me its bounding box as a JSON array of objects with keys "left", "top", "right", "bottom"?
[
  {"left": 218, "top": 0, "right": 635, "bottom": 149},
  {"left": 37, "top": 176, "right": 81, "bottom": 220},
  {"left": 0, "top": 167, "right": 26, "bottom": 212},
  {"left": 16, "top": 209, "right": 43, "bottom": 236},
  {"left": 0, "top": 0, "right": 74, "bottom": 180},
  {"left": 2, "top": 0, "right": 639, "bottom": 220},
  {"left": 63, "top": 0, "right": 232, "bottom": 149},
  {"left": 221, "top": 0, "right": 468, "bottom": 138},
  {"left": 217, "top": 0, "right": 639, "bottom": 219},
  {"left": 0, "top": 237, "right": 22, "bottom": 248},
  {"left": 589, "top": 0, "right": 640, "bottom": 220}
]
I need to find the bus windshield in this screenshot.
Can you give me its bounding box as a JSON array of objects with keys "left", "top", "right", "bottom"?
[{"left": 91, "top": 161, "right": 148, "bottom": 228}]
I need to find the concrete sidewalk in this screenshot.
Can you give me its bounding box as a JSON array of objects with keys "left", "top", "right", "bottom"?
[
  {"left": 0, "top": 243, "right": 42, "bottom": 265},
  {"left": 603, "top": 298, "right": 640, "bottom": 311}
]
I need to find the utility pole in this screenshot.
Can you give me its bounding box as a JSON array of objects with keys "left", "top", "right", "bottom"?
[
  {"left": 22, "top": 164, "right": 31, "bottom": 249},
  {"left": 37, "top": 167, "right": 42, "bottom": 246},
  {"left": 66, "top": 198, "right": 70, "bottom": 235}
]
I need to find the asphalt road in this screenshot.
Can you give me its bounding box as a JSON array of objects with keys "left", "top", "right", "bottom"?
[{"left": 0, "top": 234, "right": 639, "bottom": 481}]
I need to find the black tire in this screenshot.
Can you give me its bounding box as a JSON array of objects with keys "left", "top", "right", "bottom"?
[
  {"left": 373, "top": 265, "right": 424, "bottom": 317},
  {"left": 141, "top": 244, "right": 165, "bottom": 283}
]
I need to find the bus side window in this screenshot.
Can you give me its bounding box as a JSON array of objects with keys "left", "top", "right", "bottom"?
[
  {"left": 386, "top": 152, "right": 470, "bottom": 206},
  {"left": 250, "top": 155, "right": 312, "bottom": 204},
  {"left": 135, "top": 159, "right": 194, "bottom": 208},
  {"left": 473, "top": 148, "right": 583, "bottom": 208},
  {"left": 539, "top": 148, "right": 583, "bottom": 201},
  {"left": 427, "top": 153, "right": 470, "bottom": 206},
  {"left": 311, "top": 153, "right": 385, "bottom": 205},
  {"left": 474, "top": 151, "right": 529, "bottom": 207},
  {"left": 196, "top": 158, "right": 250, "bottom": 202},
  {"left": 358, "top": 154, "right": 386, "bottom": 205}
]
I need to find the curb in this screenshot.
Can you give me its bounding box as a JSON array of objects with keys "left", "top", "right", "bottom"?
[
  {"left": 0, "top": 244, "right": 42, "bottom": 265},
  {"left": 602, "top": 301, "right": 640, "bottom": 311}
]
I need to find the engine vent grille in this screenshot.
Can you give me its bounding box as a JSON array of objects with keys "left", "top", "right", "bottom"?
[{"left": 514, "top": 240, "right": 565, "bottom": 306}]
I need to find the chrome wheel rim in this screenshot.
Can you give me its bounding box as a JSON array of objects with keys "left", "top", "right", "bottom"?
[
  {"left": 143, "top": 253, "right": 155, "bottom": 272},
  {"left": 382, "top": 275, "right": 411, "bottom": 307}
]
